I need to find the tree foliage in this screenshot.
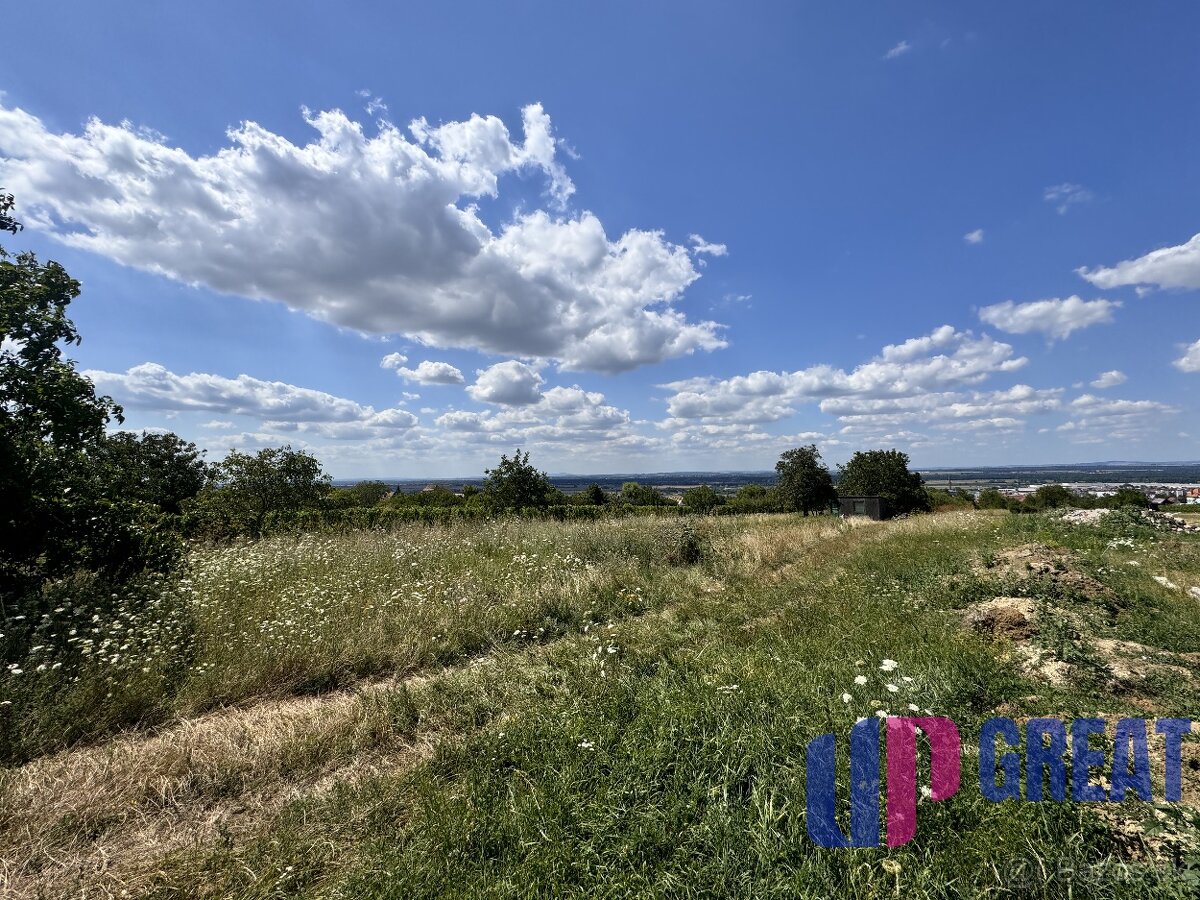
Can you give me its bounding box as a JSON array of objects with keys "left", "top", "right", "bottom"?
[
  {"left": 482, "top": 449, "right": 554, "bottom": 510},
  {"left": 681, "top": 484, "right": 724, "bottom": 513},
  {"left": 836, "top": 449, "right": 931, "bottom": 515},
  {"left": 188, "top": 446, "right": 331, "bottom": 537},
  {"left": 775, "top": 444, "right": 837, "bottom": 515},
  {"left": 345, "top": 480, "right": 390, "bottom": 507},
  {"left": 618, "top": 482, "right": 671, "bottom": 507},
  {"left": 1, "top": 194, "right": 130, "bottom": 595},
  {"left": 92, "top": 431, "right": 209, "bottom": 515}
]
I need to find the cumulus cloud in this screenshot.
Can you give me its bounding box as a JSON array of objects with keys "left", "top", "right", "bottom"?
[
  {"left": 1078, "top": 232, "right": 1200, "bottom": 291},
  {"left": 0, "top": 102, "right": 725, "bottom": 372},
  {"left": 1056, "top": 393, "right": 1177, "bottom": 443},
  {"left": 978, "top": 296, "right": 1119, "bottom": 340},
  {"left": 82, "top": 363, "right": 417, "bottom": 438},
  {"left": 963, "top": 229, "right": 984, "bottom": 245},
  {"left": 1044, "top": 183, "right": 1093, "bottom": 214},
  {"left": 466, "top": 360, "right": 544, "bottom": 405},
  {"left": 435, "top": 384, "right": 645, "bottom": 451},
  {"left": 1175, "top": 339, "right": 1200, "bottom": 373},
  {"left": 661, "top": 326, "right": 1027, "bottom": 425},
  {"left": 386, "top": 359, "right": 465, "bottom": 385},
  {"left": 884, "top": 40, "right": 912, "bottom": 59},
  {"left": 1090, "top": 370, "right": 1127, "bottom": 389}
]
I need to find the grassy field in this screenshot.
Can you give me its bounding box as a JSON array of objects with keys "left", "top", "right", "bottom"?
[{"left": 4, "top": 509, "right": 1200, "bottom": 898}]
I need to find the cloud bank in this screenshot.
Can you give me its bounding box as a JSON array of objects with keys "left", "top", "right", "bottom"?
[{"left": 0, "top": 102, "right": 725, "bottom": 373}]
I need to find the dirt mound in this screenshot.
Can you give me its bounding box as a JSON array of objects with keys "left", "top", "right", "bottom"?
[
  {"left": 963, "top": 597, "right": 1037, "bottom": 640},
  {"left": 975, "top": 543, "right": 1114, "bottom": 599},
  {"left": 960, "top": 595, "right": 1074, "bottom": 685}
]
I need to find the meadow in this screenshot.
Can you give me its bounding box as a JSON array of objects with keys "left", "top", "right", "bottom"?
[{"left": 4, "top": 508, "right": 1200, "bottom": 898}]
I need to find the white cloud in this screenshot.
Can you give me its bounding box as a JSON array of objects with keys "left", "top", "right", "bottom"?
[
  {"left": 1056, "top": 393, "right": 1177, "bottom": 443},
  {"left": 380, "top": 352, "right": 408, "bottom": 370},
  {"left": 387, "top": 359, "right": 465, "bottom": 385},
  {"left": 0, "top": 102, "right": 725, "bottom": 373},
  {"left": 82, "top": 363, "right": 417, "bottom": 438},
  {"left": 1175, "top": 339, "right": 1200, "bottom": 373},
  {"left": 466, "top": 360, "right": 544, "bottom": 405},
  {"left": 1090, "top": 370, "right": 1127, "bottom": 389},
  {"left": 435, "top": 384, "right": 645, "bottom": 451},
  {"left": 662, "top": 326, "right": 1027, "bottom": 424},
  {"left": 963, "top": 229, "right": 984, "bottom": 245},
  {"left": 884, "top": 40, "right": 912, "bottom": 60},
  {"left": 1078, "top": 233, "right": 1200, "bottom": 291},
  {"left": 978, "top": 296, "right": 1120, "bottom": 340},
  {"left": 1043, "top": 183, "right": 1094, "bottom": 215},
  {"left": 688, "top": 234, "right": 727, "bottom": 256}
]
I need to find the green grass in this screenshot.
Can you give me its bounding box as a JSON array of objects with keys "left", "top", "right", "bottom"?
[{"left": 7, "top": 510, "right": 1200, "bottom": 898}]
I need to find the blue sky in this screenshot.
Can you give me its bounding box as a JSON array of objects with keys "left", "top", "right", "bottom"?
[{"left": 2, "top": 1, "right": 1198, "bottom": 477}]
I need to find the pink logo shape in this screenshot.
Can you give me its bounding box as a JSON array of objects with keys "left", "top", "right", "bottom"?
[{"left": 885, "top": 716, "right": 961, "bottom": 847}]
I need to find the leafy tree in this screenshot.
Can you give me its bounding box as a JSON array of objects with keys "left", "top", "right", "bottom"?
[
  {"left": 775, "top": 444, "right": 837, "bottom": 515},
  {"left": 346, "top": 480, "right": 390, "bottom": 507},
  {"left": 1026, "top": 484, "right": 1077, "bottom": 510},
  {"left": 681, "top": 484, "right": 724, "bottom": 513},
  {"left": 1104, "top": 486, "right": 1150, "bottom": 509},
  {"left": 619, "top": 482, "right": 670, "bottom": 507},
  {"left": 91, "top": 431, "right": 209, "bottom": 515},
  {"left": 482, "top": 449, "right": 554, "bottom": 510},
  {"left": 189, "top": 446, "right": 331, "bottom": 536},
  {"left": 0, "top": 193, "right": 127, "bottom": 594},
  {"left": 574, "top": 483, "right": 609, "bottom": 506},
  {"left": 976, "top": 488, "right": 1009, "bottom": 510},
  {"left": 836, "top": 449, "right": 931, "bottom": 515}
]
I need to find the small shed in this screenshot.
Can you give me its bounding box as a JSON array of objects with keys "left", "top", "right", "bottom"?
[{"left": 838, "top": 496, "right": 891, "bottom": 520}]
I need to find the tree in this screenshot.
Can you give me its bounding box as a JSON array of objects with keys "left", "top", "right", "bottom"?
[
  {"left": 190, "top": 446, "right": 331, "bottom": 536},
  {"left": 681, "top": 484, "right": 724, "bottom": 513},
  {"left": 836, "top": 449, "right": 931, "bottom": 515},
  {"left": 1106, "top": 486, "right": 1150, "bottom": 509},
  {"left": 775, "top": 444, "right": 837, "bottom": 515},
  {"left": 572, "top": 483, "right": 608, "bottom": 506},
  {"left": 91, "top": 431, "right": 209, "bottom": 515},
  {"left": 482, "top": 449, "right": 554, "bottom": 510},
  {"left": 977, "top": 488, "right": 1009, "bottom": 510},
  {"left": 346, "top": 480, "right": 390, "bottom": 507},
  {"left": 1027, "top": 484, "right": 1076, "bottom": 510},
  {"left": 1, "top": 193, "right": 126, "bottom": 594}
]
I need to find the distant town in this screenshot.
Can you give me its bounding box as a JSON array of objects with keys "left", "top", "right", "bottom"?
[{"left": 336, "top": 462, "right": 1200, "bottom": 508}]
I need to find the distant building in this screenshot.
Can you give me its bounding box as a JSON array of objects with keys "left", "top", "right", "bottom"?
[{"left": 838, "top": 496, "right": 891, "bottom": 520}]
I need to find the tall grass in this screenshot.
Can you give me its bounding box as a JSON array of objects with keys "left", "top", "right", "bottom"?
[
  {"left": 6, "top": 510, "right": 1200, "bottom": 898},
  {"left": 1, "top": 516, "right": 812, "bottom": 762}
]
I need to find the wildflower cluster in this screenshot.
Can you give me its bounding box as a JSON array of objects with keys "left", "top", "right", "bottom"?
[{"left": 839, "top": 657, "right": 933, "bottom": 723}]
